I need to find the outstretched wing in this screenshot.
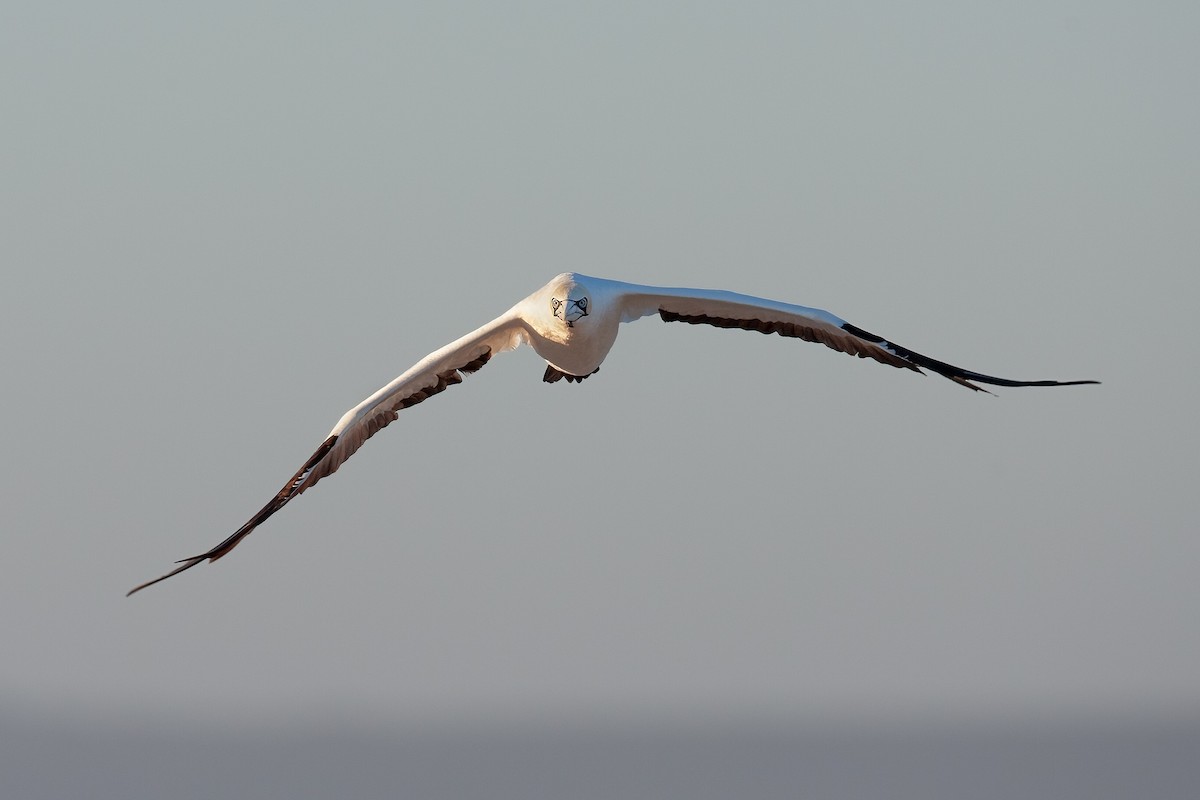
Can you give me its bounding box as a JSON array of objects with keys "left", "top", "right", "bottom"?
[
  {"left": 609, "top": 281, "right": 1098, "bottom": 392},
  {"left": 128, "top": 312, "right": 530, "bottom": 595}
]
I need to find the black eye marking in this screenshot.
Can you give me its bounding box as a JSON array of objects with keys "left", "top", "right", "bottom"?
[{"left": 552, "top": 296, "right": 589, "bottom": 326}]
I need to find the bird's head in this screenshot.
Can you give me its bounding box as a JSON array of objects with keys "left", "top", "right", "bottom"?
[{"left": 551, "top": 289, "right": 591, "bottom": 328}]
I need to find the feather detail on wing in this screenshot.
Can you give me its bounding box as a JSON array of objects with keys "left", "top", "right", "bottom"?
[
  {"left": 127, "top": 314, "right": 528, "bottom": 595},
  {"left": 657, "top": 308, "right": 918, "bottom": 372},
  {"left": 614, "top": 284, "right": 1097, "bottom": 393}
]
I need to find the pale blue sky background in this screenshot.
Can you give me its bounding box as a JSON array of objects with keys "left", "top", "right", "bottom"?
[{"left": 2, "top": 2, "right": 1197, "bottom": 796}]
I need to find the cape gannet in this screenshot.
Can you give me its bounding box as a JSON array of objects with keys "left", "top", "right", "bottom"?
[{"left": 128, "top": 273, "right": 1097, "bottom": 595}]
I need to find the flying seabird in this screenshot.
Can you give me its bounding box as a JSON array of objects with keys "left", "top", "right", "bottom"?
[{"left": 128, "top": 273, "right": 1097, "bottom": 595}]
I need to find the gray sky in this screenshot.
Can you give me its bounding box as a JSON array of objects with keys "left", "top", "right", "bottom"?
[{"left": 2, "top": 0, "right": 1196, "bottom": 744}]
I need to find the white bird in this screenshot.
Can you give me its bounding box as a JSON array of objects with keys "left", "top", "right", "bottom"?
[{"left": 128, "top": 273, "right": 1097, "bottom": 595}]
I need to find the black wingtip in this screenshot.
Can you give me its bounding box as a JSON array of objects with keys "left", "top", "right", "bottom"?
[
  {"left": 975, "top": 378, "right": 1101, "bottom": 389},
  {"left": 127, "top": 434, "right": 342, "bottom": 597},
  {"left": 840, "top": 322, "right": 1100, "bottom": 392},
  {"left": 126, "top": 556, "right": 207, "bottom": 597}
]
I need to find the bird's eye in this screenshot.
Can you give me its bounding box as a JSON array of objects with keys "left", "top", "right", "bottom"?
[
  {"left": 551, "top": 298, "right": 561, "bottom": 310},
  {"left": 577, "top": 298, "right": 588, "bottom": 309}
]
